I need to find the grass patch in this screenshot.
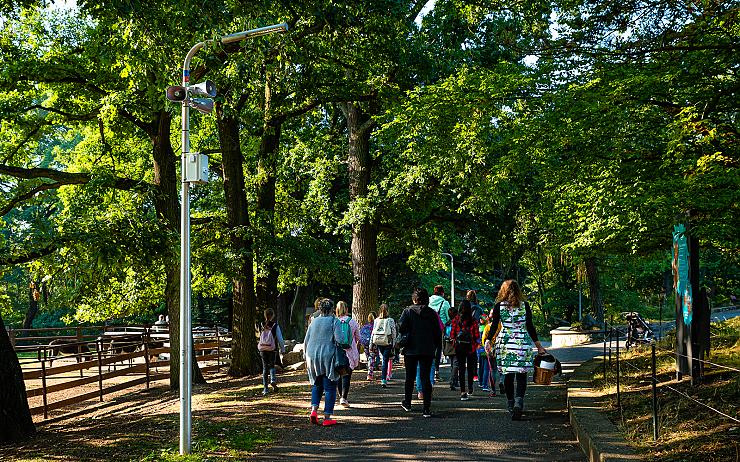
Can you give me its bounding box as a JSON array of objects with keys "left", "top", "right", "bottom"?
[
  {"left": 597, "top": 317, "right": 740, "bottom": 462},
  {"left": 141, "top": 419, "right": 273, "bottom": 462}
]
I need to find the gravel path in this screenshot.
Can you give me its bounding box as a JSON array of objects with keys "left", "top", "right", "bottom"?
[{"left": 254, "top": 343, "right": 604, "bottom": 461}]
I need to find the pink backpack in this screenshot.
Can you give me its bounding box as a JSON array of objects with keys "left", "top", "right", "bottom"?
[{"left": 258, "top": 323, "right": 276, "bottom": 352}]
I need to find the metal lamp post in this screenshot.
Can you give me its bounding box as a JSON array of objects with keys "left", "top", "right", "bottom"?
[
  {"left": 442, "top": 253, "right": 455, "bottom": 307},
  {"left": 168, "top": 22, "right": 288, "bottom": 455}
]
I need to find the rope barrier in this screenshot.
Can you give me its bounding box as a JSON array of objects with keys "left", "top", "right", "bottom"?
[
  {"left": 606, "top": 351, "right": 740, "bottom": 425},
  {"left": 654, "top": 345, "right": 740, "bottom": 373},
  {"left": 661, "top": 382, "right": 740, "bottom": 424}
]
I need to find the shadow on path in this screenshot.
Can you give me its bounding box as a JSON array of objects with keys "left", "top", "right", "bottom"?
[{"left": 254, "top": 343, "right": 603, "bottom": 461}]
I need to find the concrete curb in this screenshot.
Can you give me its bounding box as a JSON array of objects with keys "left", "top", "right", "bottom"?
[{"left": 568, "top": 359, "right": 643, "bottom": 462}]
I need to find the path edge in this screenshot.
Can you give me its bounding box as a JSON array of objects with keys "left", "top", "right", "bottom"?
[{"left": 567, "top": 359, "right": 643, "bottom": 462}]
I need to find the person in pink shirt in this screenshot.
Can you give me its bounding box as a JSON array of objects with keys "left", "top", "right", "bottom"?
[{"left": 336, "top": 301, "right": 361, "bottom": 407}]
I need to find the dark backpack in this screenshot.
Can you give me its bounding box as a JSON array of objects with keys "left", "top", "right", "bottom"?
[
  {"left": 456, "top": 326, "right": 472, "bottom": 345},
  {"left": 359, "top": 323, "right": 373, "bottom": 347}
]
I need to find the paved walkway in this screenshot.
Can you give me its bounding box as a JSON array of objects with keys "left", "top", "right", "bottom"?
[{"left": 255, "top": 343, "right": 606, "bottom": 461}]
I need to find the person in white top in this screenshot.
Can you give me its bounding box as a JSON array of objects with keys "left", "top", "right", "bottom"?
[
  {"left": 336, "top": 301, "right": 361, "bottom": 407},
  {"left": 370, "top": 303, "right": 398, "bottom": 388}
]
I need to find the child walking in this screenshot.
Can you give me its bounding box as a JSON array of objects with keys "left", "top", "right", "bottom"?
[{"left": 257, "top": 308, "right": 285, "bottom": 395}]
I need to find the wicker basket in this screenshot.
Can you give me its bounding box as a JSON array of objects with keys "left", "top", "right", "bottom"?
[{"left": 534, "top": 366, "right": 555, "bottom": 385}]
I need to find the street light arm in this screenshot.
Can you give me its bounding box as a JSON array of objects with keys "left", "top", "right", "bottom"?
[
  {"left": 221, "top": 23, "right": 289, "bottom": 44},
  {"left": 182, "top": 41, "right": 210, "bottom": 85}
]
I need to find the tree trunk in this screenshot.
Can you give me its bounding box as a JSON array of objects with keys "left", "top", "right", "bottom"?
[
  {"left": 0, "top": 311, "right": 35, "bottom": 442},
  {"left": 585, "top": 257, "right": 604, "bottom": 324},
  {"left": 152, "top": 111, "right": 205, "bottom": 388},
  {"left": 534, "top": 247, "right": 548, "bottom": 321},
  {"left": 344, "top": 102, "right": 378, "bottom": 324},
  {"left": 254, "top": 116, "right": 282, "bottom": 316},
  {"left": 276, "top": 292, "right": 291, "bottom": 331},
  {"left": 217, "top": 110, "right": 259, "bottom": 377},
  {"left": 23, "top": 281, "right": 40, "bottom": 330}
]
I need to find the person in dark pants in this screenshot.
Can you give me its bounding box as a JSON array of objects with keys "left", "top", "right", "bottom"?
[
  {"left": 486, "top": 279, "right": 546, "bottom": 420},
  {"left": 450, "top": 300, "right": 480, "bottom": 400},
  {"left": 257, "top": 308, "right": 285, "bottom": 395},
  {"left": 444, "top": 305, "right": 459, "bottom": 390},
  {"left": 399, "top": 287, "right": 442, "bottom": 417}
]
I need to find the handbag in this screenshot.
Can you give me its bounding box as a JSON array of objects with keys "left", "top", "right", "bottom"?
[
  {"left": 443, "top": 338, "right": 455, "bottom": 356},
  {"left": 334, "top": 344, "right": 351, "bottom": 376}
]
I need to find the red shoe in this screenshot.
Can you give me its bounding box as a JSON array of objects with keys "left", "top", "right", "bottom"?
[
  {"left": 309, "top": 410, "right": 319, "bottom": 425},
  {"left": 322, "top": 418, "right": 338, "bottom": 426}
]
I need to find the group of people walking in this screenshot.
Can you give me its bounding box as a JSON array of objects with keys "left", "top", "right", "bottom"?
[{"left": 262, "top": 279, "right": 545, "bottom": 426}]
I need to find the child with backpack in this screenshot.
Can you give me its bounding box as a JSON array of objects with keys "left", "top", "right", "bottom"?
[
  {"left": 360, "top": 312, "right": 377, "bottom": 381},
  {"left": 450, "top": 300, "right": 480, "bottom": 400},
  {"left": 257, "top": 308, "right": 285, "bottom": 395},
  {"left": 482, "top": 314, "right": 500, "bottom": 396},
  {"left": 336, "top": 301, "right": 360, "bottom": 407},
  {"left": 444, "top": 305, "right": 459, "bottom": 390},
  {"left": 370, "top": 303, "right": 397, "bottom": 388}
]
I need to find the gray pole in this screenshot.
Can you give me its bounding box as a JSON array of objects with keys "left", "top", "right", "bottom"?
[
  {"left": 179, "top": 42, "right": 204, "bottom": 455},
  {"left": 176, "top": 23, "right": 288, "bottom": 455}
]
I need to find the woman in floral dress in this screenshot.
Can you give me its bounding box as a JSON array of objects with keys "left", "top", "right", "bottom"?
[{"left": 487, "top": 280, "right": 546, "bottom": 420}]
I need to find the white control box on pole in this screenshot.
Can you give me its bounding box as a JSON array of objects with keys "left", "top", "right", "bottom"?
[{"left": 185, "top": 152, "right": 209, "bottom": 183}]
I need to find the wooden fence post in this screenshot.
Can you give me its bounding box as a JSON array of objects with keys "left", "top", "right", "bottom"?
[
  {"left": 8, "top": 327, "right": 16, "bottom": 349},
  {"left": 41, "top": 352, "right": 49, "bottom": 420},
  {"left": 215, "top": 326, "right": 221, "bottom": 372},
  {"left": 97, "top": 339, "right": 104, "bottom": 402},
  {"left": 143, "top": 336, "right": 150, "bottom": 389},
  {"left": 77, "top": 326, "right": 84, "bottom": 378}
]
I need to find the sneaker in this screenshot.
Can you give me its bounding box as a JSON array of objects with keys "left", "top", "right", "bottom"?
[
  {"left": 322, "top": 418, "right": 338, "bottom": 426},
  {"left": 449, "top": 385, "right": 457, "bottom": 391},
  {"left": 473, "top": 376, "right": 478, "bottom": 381},
  {"left": 262, "top": 389, "right": 269, "bottom": 396},
  {"left": 422, "top": 409, "right": 432, "bottom": 418},
  {"left": 512, "top": 405, "right": 522, "bottom": 421},
  {"left": 434, "top": 372, "right": 441, "bottom": 381},
  {"left": 271, "top": 382, "right": 278, "bottom": 392},
  {"left": 310, "top": 410, "right": 319, "bottom": 425},
  {"left": 507, "top": 400, "right": 515, "bottom": 414},
  {"left": 340, "top": 398, "right": 350, "bottom": 407},
  {"left": 481, "top": 387, "right": 490, "bottom": 392},
  {"left": 417, "top": 392, "right": 423, "bottom": 400},
  {"left": 401, "top": 402, "right": 411, "bottom": 412},
  {"left": 468, "top": 390, "right": 474, "bottom": 397},
  {"left": 381, "top": 380, "right": 387, "bottom": 388},
  {"left": 460, "top": 393, "right": 469, "bottom": 401}
]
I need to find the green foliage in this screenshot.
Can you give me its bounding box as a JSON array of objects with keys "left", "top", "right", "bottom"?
[{"left": 0, "top": 0, "right": 736, "bottom": 335}]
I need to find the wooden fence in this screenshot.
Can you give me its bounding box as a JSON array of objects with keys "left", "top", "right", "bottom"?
[{"left": 12, "top": 326, "right": 230, "bottom": 420}]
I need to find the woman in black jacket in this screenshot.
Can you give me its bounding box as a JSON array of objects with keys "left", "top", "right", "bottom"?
[{"left": 399, "top": 287, "right": 442, "bottom": 417}]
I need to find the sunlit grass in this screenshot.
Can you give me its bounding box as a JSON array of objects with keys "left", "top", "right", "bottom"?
[{"left": 596, "top": 317, "right": 740, "bottom": 461}]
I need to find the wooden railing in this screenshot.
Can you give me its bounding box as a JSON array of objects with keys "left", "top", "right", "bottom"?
[{"left": 15, "top": 327, "right": 230, "bottom": 420}]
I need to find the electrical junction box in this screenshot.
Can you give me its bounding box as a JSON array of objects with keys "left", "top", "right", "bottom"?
[{"left": 185, "top": 152, "right": 209, "bottom": 184}]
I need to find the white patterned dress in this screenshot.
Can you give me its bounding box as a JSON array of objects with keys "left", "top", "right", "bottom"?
[{"left": 495, "top": 302, "right": 536, "bottom": 374}]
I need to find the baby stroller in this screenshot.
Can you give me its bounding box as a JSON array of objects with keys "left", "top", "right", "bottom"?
[{"left": 622, "top": 312, "right": 654, "bottom": 349}]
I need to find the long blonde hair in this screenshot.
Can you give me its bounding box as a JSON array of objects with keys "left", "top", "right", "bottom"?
[
  {"left": 496, "top": 280, "right": 525, "bottom": 307},
  {"left": 336, "top": 301, "right": 349, "bottom": 317}
]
